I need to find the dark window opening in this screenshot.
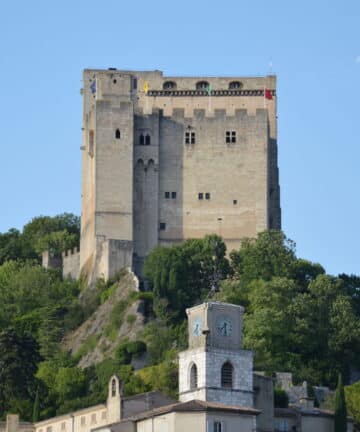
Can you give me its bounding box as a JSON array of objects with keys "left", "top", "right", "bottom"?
[
  {"left": 196, "top": 80, "right": 209, "bottom": 90},
  {"left": 233, "top": 199, "right": 237, "bottom": 205},
  {"left": 139, "top": 134, "right": 145, "bottom": 145},
  {"left": 205, "top": 192, "right": 210, "bottom": 200},
  {"left": 115, "top": 129, "right": 121, "bottom": 139},
  {"left": 190, "top": 364, "right": 198, "bottom": 390},
  {"left": 226, "top": 131, "right": 236, "bottom": 143},
  {"left": 229, "top": 81, "right": 242, "bottom": 90},
  {"left": 159, "top": 222, "right": 166, "bottom": 231},
  {"left": 163, "top": 81, "right": 177, "bottom": 90},
  {"left": 198, "top": 193, "right": 204, "bottom": 200},
  {"left": 165, "top": 192, "right": 170, "bottom": 199},
  {"left": 133, "top": 77, "right": 137, "bottom": 89},
  {"left": 221, "top": 362, "right": 233, "bottom": 388},
  {"left": 191, "top": 132, "right": 195, "bottom": 144},
  {"left": 213, "top": 422, "right": 222, "bottom": 432},
  {"left": 171, "top": 191, "right": 177, "bottom": 199},
  {"left": 89, "top": 130, "right": 94, "bottom": 155},
  {"left": 145, "top": 134, "right": 151, "bottom": 145},
  {"left": 185, "top": 132, "right": 196, "bottom": 144},
  {"left": 111, "top": 379, "right": 117, "bottom": 397}
]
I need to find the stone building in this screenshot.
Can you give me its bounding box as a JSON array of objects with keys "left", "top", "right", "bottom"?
[
  {"left": 3, "top": 302, "right": 354, "bottom": 432},
  {"left": 77, "top": 69, "right": 281, "bottom": 281}
]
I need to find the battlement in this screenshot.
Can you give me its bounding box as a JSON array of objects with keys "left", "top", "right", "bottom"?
[{"left": 62, "top": 247, "right": 80, "bottom": 280}]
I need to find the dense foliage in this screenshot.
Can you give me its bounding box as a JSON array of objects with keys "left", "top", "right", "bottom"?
[
  {"left": 0, "top": 216, "right": 359, "bottom": 422},
  {"left": 335, "top": 373, "right": 347, "bottom": 432}
]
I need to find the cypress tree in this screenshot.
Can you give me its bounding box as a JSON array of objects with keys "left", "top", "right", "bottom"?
[
  {"left": 32, "top": 389, "right": 39, "bottom": 423},
  {"left": 334, "top": 373, "right": 347, "bottom": 432}
]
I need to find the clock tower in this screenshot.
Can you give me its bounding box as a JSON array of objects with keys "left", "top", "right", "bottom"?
[{"left": 178, "top": 302, "right": 254, "bottom": 407}]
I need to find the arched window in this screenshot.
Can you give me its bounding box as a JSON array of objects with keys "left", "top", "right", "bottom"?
[
  {"left": 115, "top": 129, "right": 121, "bottom": 139},
  {"left": 229, "top": 81, "right": 242, "bottom": 90},
  {"left": 163, "top": 81, "right": 177, "bottom": 90},
  {"left": 190, "top": 363, "right": 198, "bottom": 389},
  {"left": 111, "top": 378, "right": 117, "bottom": 397},
  {"left": 145, "top": 134, "right": 151, "bottom": 145},
  {"left": 196, "top": 81, "right": 209, "bottom": 90},
  {"left": 221, "top": 362, "right": 233, "bottom": 388},
  {"left": 139, "top": 134, "right": 145, "bottom": 145}
]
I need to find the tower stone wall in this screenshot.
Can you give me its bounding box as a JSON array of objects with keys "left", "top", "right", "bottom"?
[{"left": 79, "top": 69, "right": 281, "bottom": 281}]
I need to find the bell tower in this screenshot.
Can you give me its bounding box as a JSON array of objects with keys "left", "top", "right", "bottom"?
[{"left": 178, "top": 302, "right": 254, "bottom": 407}]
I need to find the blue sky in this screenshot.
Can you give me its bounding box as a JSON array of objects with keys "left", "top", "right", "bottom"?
[{"left": 1, "top": 0, "right": 359, "bottom": 275}]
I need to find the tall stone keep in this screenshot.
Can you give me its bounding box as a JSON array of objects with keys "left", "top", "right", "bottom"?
[
  {"left": 178, "top": 302, "right": 254, "bottom": 407},
  {"left": 80, "top": 70, "right": 281, "bottom": 280}
]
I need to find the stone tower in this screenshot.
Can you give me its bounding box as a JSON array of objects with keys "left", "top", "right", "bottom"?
[
  {"left": 80, "top": 69, "right": 281, "bottom": 281},
  {"left": 178, "top": 302, "right": 254, "bottom": 407}
]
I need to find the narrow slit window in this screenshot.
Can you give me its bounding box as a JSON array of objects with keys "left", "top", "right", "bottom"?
[
  {"left": 185, "top": 132, "right": 190, "bottom": 144},
  {"left": 191, "top": 132, "right": 195, "bottom": 144},
  {"left": 139, "top": 134, "right": 145, "bottom": 145},
  {"left": 111, "top": 378, "right": 116, "bottom": 397},
  {"left": 213, "top": 421, "right": 223, "bottom": 432},
  {"left": 145, "top": 134, "right": 151, "bottom": 145},
  {"left": 221, "top": 362, "right": 233, "bottom": 388},
  {"left": 190, "top": 364, "right": 198, "bottom": 389},
  {"left": 115, "top": 129, "right": 121, "bottom": 139},
  {"left": 231, "top": 131, "right": 236, "bottom": 143}
]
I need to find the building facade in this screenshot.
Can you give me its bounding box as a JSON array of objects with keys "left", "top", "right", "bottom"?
[{"left": 79, "top": 69, "right": 281, "bottom": 280}]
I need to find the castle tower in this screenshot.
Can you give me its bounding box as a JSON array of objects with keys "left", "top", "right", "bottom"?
[
  {"left": 79, "top": 69, "right": 281, "bottom": 281},
  {"left": 178, "top": 302, "right": 254, "bottom": 407}
]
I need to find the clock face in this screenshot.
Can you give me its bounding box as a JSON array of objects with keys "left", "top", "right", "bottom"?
[
  {"left": 192, "top": 317, "right": 202, "bottom": 336},
  {"left": 216, "top": 316, "right": 232, "bottom": 337}
]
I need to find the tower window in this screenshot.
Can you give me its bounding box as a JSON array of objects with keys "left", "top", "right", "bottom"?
[
  {"left": 171, "top": 191, "right": 177, "bottom": 199},
  {"left": 205, "top": 192, "right": 210, "bottom": 200},
  {"left": 233, "top": 199, "right": 237, "bottom": 205},
  {"left": 213, "top": 421, "right": 223, "bottom": 432},
  {"left": 159, "top": 222, "right": 166, "bottom": 230},
  {"left": 229, "top": 81, "right": 242, "bottom": 90},
  {"left": 185, "top": 132, "right": 196, "bottom": 144},
  {"left": 190, "top": 363, "right": 198, "bottom": 389},
  {"left": 133, "top": 77, "right": 137, "bottom": 89},
  {"left": 163, "top": 81, "right": 177, "bottom": 90},
  {"left": 145, "top": 134, "right": 151, "bottom": 145},
  {"left": 111, "top": 378, "right": 117, "bottom": 397},
  {"left": 115, "top": 129, "right": 121, "bottom": 139},
  {"left": 139, "top": 134, "right": 145, "bottom": 145},
  {"left": 221, "top": 362, "right": 233, "bottom": 388},
  {"left": 198, "top": 193, "right": 204, "bottom": 200},
  {"left": 196, "top": 80, "right": 209, "bottom": 90},
  {"left": 165, "top": 192, "right": 170, "bottom": 199},
  {"left": 226, "top": 131, "right": 236, "bottom": 143},
  {"left": 89, "top": 130, "right": 94, "bottom": 156}
]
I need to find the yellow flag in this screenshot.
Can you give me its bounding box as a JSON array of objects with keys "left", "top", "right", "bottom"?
[{"left": 143, "top": 81, "right": 149, "bottom": 94}]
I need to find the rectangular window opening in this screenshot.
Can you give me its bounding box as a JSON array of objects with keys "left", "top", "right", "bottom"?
[
  {"left": 198, "top": 193, "right": 204, "bottom": 200},
  {"left": 233, "top": 199, "right": 237, "bottom": 205},
  {"left": 231, "top": 131, "right": 236, "bottom": 143},
  {"left": 159, "top": 222, "right": 166, "bottom": 230},
  {"left": 165, "top": 192, "right": 170, "bottom": 199},
  {"left": 191, "top": 132, "right": 196, "bottom": 144},
  {"left": 185, "top": 132, "right": 190, "bottom": 144},
  {"left": 171, "top": 191, "right": 177, "bottom": 199},
  {"left": 205, "top": 192, "right": 210, "bottom": 200}
]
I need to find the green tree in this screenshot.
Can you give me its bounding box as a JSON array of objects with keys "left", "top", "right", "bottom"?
[
  {"left": 32, "top": 389, "right": 40, "bottom": 422},
  {"left": 0, "top": 328, "right": 41, "bottom": 419},
  {"left": 145, "top": 235, "right": 229, "bottom": 320},
  {"left": 345, "top": 381, "right": 360, "bottom": 427},
  {"left": 229, "top": 230, "right": 296, "bottom": 282},
  {"left": 335, "top": 373, "right": 347, "bottom": 432}
]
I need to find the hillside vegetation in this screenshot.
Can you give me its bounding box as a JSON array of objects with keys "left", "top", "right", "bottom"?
[{"left": 0, "top": 215, "right": 359, "bottom": 426}]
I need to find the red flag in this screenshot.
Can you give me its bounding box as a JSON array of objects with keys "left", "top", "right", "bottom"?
[{"left": 265, "top": 89, "right": 273, "bottom": 100}]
